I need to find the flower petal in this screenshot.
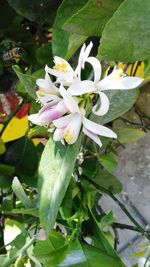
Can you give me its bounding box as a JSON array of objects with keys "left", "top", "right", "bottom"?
[
  {"left": 28, "top": 114, "right": 41, "bottom": 125},
  {"left": 68, "top": 80, "right": 95, "bottom": 96},
  {"left": 53, "top": 114, "right": 74, "bottom": 128},
  {"left": 83, "top": 117, "right": 117, "bottom": 138},
  {"left": 53, "top": 128, "right": 64, "bottom": 142},
  {"left": 92, "top": 92, "right": 109, "bottom": 116},
  {"left": 63, "top": 113, "right": 82, "bottom": 144},
  {"left": 86, "top": 56, "right": 101, "bottom": 83},
  {"left": 59, "top": 85, "right": 80, "bottom": 113},
  {"left": 83, "top": 127, "right": 102, "bottom": 147},
  {"left": 36, "top": 72, "right": 58, "bottom": 93},
  {"left": 97, "top": 75, "right": 143, "bottom": 91}
]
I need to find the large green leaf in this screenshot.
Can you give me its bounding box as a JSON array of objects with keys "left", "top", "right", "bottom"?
[
  {"left": 90, "top": 89, "right": 139, "bottom": 125},
  {"left": 34, "top": 239, "right": 125, "bottom": 267},
  {"left": 38, "top": 137, "right": 81, "bottom": 236},
  {"left": 114, "top": 127, "right": 145, "bottom": 144},
  {"left": 52, "top": 0, "right": 87, "bottom": 58},
  {"left": 99, "top": 0, "right": 150, "bottom": 61},
  {"left": 7, "top": 0, "right": 53, "bottom": 24},
  {"left": 63, "top": 0, "right": 123, "bottom": 37}
]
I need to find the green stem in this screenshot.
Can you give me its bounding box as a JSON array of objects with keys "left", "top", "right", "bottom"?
[
  {"left": 0, "top": 100, "right": 24, "bottom": 136},
  {"left": 84, "top": 176, "right": 150, "bottom": 241},
  {"left": 2, "top": 236, "right": 36, "bottom": 267}
]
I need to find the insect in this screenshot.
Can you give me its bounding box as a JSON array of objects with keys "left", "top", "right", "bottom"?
[{"left": 2, "top": 47, "right": 24, "bottom": 62}]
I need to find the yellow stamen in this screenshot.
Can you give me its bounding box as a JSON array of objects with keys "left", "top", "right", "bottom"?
[
  {"left": 37, "top": 89, "right": 44, "bottom": 97},
  {"left": 64, "top": 129, "right": 74, "bottom": 143},
  {"left": 54, "top": 61, "right": 68, "bottom": 73}
]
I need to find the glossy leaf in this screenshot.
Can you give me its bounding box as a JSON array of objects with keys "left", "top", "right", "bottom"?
[
  {"left": 38, "top": 137, "right": 81, "bottom": 236},
  {"left": 114, "top": 127, "right": 145, "bottom": 144},
  {"left": 63, "top": 0, "right": 123, "bottom": 36},
  {"left": 100, "top": 154, "right": 117, "bottom": 173},
  {"left": 34, "top": 238, "right": 125, "bottom": 267},
  {"left": 12, "top": 177, "right": 33, "bottom": 208},
  {"left": 99, "top": 0, "right": 150, "bottom": 61},
  {"left": 90, "top": 89, "right": 139, "bottom": 125},
  {"left": 13, "top": 66, "right": 44, "bottom": 99},
  {"left": 52, "top": 0, "right": 87, "bottom": 58}
]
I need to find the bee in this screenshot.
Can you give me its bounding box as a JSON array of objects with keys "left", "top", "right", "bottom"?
[{"left": 2, "top": 47, "right": 24, "bottom": 62}]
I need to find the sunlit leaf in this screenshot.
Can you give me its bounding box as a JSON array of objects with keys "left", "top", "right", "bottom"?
[
  {"left": 38, "top": 137, "right": 81, "bottom": 236},
  {"left": 99, "top": 0, "right": 150, "bottom": 61}
]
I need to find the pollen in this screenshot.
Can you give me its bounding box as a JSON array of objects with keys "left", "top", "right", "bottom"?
[
  {"left": 64, "top": 129, "right": 74, "bottom": 143},
  {"left": 54, "top": 61, "right": 68, "bottom": 73},
  {"left": 111, "top": 68, "right": 125, "bottom": 80},
  {"left": 37, "top": 89, "right": 44, "bottom": 97}
]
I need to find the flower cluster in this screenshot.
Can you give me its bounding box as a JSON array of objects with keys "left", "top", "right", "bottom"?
[{"left": 29, "top": 42, "right": 143, "bottom": 147}]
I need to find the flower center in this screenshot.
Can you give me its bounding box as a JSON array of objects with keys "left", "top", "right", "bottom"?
[
  {"left": 64, "top": 129, "right": 74, "bottom": 143},
  {"left": 54, "top": 61, "right": 68, "bottom": 73},
  {"left": 111, "top": 69, "right": 125, "bottom": 80}
]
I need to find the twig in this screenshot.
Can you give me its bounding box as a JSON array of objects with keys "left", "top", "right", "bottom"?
[{"left": 83, "top": 176, "right": 150, "bottom": 241}]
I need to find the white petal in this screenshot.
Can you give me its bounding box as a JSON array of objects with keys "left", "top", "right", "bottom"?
[
  {"left": 53, "top": 128, "right": 64, "bottom": 141},
  {"left": 83, "top": 42, "right": 93, "bottom": 63},
  {"left": 28, "top": 114, "right": 41, "bottom": 125},
  {"left": 36, "top": 72, "right": 58, "bottom": 94},
  {"left": 59, "top": 85, "right": 80, "bottom": 113},
  {"left": 37, "top": 94, "right": 61, "bottom": 105},
  {"left": 118, "top": 77, "right": 144, "bottom": 89},
  {"left": 63, "top": 113, "right": 82, "bottom": 144},
  {"left": 53, "top": 114, "right": 74, "bottom": 128},
  {"left": 83, "top": 127, "right": 102, "bottom": 147},
  {"left": 83, "top": 117, "right": 117, "bottom": 138},
  {"left": 97, "top": 76, "right": 143, "bottom": 91},
  {"left": 86, "top": 56, "right": 101, "bottom": 83},
  {"left": 45, "top": 65, "right": 74, "bottom": 83},
  {"left": 68, "top": 80, "right": 95, "bottom": 96},
  {"left": 92, "top": 92, "right": 109, "bottom": 116}
]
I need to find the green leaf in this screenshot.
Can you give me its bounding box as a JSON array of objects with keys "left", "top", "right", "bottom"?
[
  {"left": 0, "top": 163, "right": 15, "bottom": 175},
  {"left": 13, "top": 66, "right": 44, "bottom": 99},
  {"left": 90, "top": 89, "right": 139, "bottom": 125},
  {"left": 38, "top": 137, "right": 81, "bottom": 236},
  {"left": 114, "top": 127, "right": 145, "bottom": 144},
  {"left": 100, "top": 211, "right": 115, "bottom": 230},
  {"left": 52, "top": 0, "right": 87, "bottom": 58},
  {"left": 4, "top": 219, "right": 26, "bottom": 249},
  {"left": 12, "top": 177, "right": 33, "bottom": 208},
  {"left": 99, "top": 0, "right": 150, "bottom": 61},
  {"left": 7, "top": 0, "right": 54, "bottom": 24},
  {"left": 95, "top": 170, "right": 122, "bottom": 194},
  {"left": 63, "top": 0, "right": 123, "bottom": 37},
  {"left": 0, "top": 138, "right": 6, "bottom": 155},
  {"left": 7, "top": 208, "right": 39, "bottom": 217},
  {"left": 100, "top": 154, "right": 117, "bottom": 173},
  {"left": 4, "top": 136, "right": 38, "bottom": 177},
  {"left": 88, "top": 209, "right": 117, "bottom": 258},
  {"left": 34, "top": 238, "right": 125, "bottom": 267}
]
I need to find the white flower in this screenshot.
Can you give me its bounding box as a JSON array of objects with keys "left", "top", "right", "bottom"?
[
  {"left": 53, "top": 86, "right": 117, "bottom": 146},
  {"left": 45, "top": 57, "right": 78, "bottom": 86},
  {"left": 68, "top": 49, "right": 144, "bottom": 116},
  {"left": 28, "top": 99, "right": 68, "bottom": 127},
  {"left": 36, "top": 72, "right": 59, "bottom": 105}
]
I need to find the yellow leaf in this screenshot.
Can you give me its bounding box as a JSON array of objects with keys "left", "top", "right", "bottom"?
[{"left": 1, "top": 116, "right": 28, "bottom": 143}]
